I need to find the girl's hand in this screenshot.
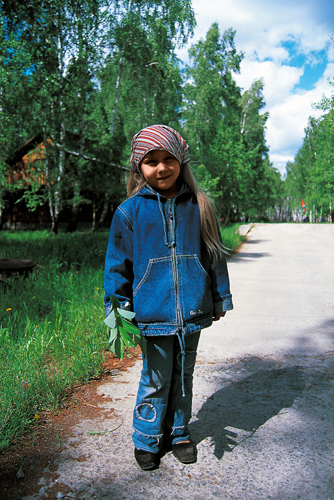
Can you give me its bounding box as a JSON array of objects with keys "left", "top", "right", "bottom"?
[{"left": 213, "top": 311, "right": 226, "bottom": 321}]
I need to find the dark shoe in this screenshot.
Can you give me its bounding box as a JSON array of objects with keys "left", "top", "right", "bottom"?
[
  {"left": 134, "top": 448, "right": 158, "bottom": 470},
  {"left": 161, "top": 436, "right": 173, "bottom": 453},
  {"left": 172, "top": 440, "right": 197, "bottom": 464}
]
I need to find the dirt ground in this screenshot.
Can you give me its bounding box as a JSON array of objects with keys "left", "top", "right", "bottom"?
[{"left": 0, "top": 349, "right": 141, "bottom": 500}]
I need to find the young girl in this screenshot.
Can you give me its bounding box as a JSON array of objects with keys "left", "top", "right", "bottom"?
[{"left": 104, "top": 125, "right": 233, "bottom": 470}]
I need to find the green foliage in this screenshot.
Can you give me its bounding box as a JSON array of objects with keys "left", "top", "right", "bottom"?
[
  {"left": 183, "top": 23, "right": 243, "bottom": 166},
  {"left": 104, "top": 295, "right": 146, "bottom": 360},
  {"left": 194, "top": 164, "right": 222, "bottom": 201},
  {"left": 1, "top": 3, "right": 285, "bottom": 226},
  {"left": 182, "top": 24, "right": 282, "bottom": 222},
  {"left": 1, "top": 3, "right": 283, "bottom": 226},
  {"left": 284, "top": 81, "right": 334, "bottom": 221},
  {"left": 1, "top": 0, "right": 195, "bottom": 231}
]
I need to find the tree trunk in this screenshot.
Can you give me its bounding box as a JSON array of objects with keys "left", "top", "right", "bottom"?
[
  {"left": 92, "top": 198, "right": 97, "bottom": 232},
  {"left": 97, "top": 192, "right": 109, "bottom": 229},
  {"left": 225, "top": 205, "right": 231, "bottom": 225},
  {"left": 0, "top": 207, "right": 3, "bottom": 231},
  {"left": 67, "top": 10, "right": 85, "bottom": 233},
  {"left": 110, "top": 55, "right": 123, "bottom": 137},
  {"left": 52, "top": 7, "right": 66, "bottom": 235},
  {"left": 41, "top": 132, "right": 58, "bottom": 235},
  {"left": 66, "top": 178, "right": 80, "bottom": 232}
]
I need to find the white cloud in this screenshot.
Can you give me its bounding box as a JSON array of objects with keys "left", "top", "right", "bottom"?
[
  {"left": 265, "top": 65, "right": 334, "bottom": 166},
  {"left": 177, "top": 0, "right": 334, "bottom": 175},
  {"left": 234, "top": 60, "right": 304, "bottom": 108}
]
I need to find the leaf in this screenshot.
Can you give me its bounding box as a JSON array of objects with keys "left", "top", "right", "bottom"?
[
  {"left": 137, "top": 334, "right": 147, "bottom": 355},
  {"left": 114, "top": 335, "right": 124, "bottom": 360},
  {"left": 108, "top": 327, "right": 118, "bottom": 343},
  {"left": 104, "top": 310, "right": 116, "bottom": 329},
  {"left": 117, "top": 308, "right": 136, "bottom": 320},
  {"left": 119, "top": 317, "right": 141, "bottom": 336},
  {"left": 130, "top": 327, "right": 142, "bottom": 338},
  {"left": 132, "top": 333, "right": 146, "bottom": 355},
  {"left": 105, "top": 297, "right": 145, "bottom": 359},
  {"left": 111, "top": 295, "right": 120, "bottom": 311},
  {"left": 119, "top": 327, "right": 136, "bottom": 347},
  {"left": 109, "top": 340, "right": 116, "bottom": 354}
]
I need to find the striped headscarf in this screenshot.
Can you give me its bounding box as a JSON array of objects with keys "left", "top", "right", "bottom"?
[{"left": 130, "top": 124, "right": 190, "bottom": 172}]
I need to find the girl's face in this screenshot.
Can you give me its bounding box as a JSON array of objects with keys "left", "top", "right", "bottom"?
[{"left": 140, "top": 149, "right": 180, "bottom": 198}]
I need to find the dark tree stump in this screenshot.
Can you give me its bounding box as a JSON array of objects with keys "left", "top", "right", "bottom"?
[{"left": 0, "top": 259, "right": 37, "bottom": 278}]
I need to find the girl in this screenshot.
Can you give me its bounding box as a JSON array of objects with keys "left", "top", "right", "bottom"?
[{"left": 104, "top": 125, "right": 233, "bottom": 470}]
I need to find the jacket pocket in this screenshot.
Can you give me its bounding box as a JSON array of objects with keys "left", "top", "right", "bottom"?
[
  {"left": 177, "top": 254, "right": 213, "bottom": 321},
  {"left": 133, "top": 256, "right": 177, "bottom": 323}
]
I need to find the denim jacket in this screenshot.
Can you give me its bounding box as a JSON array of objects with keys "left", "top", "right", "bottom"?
[{"left": 104, "top": 183, "right": 233, "bottom": 336}]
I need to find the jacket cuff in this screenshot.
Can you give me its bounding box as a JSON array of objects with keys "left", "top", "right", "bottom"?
[{"left": 213, "top": 296, "right": 233, "bottom": 314}]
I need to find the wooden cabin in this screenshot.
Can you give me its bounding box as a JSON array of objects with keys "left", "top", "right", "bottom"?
[{"left": 3, "top": 133, "right": 128, "bottom": 230}]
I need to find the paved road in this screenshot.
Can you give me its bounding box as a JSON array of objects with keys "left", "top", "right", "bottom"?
[
  {"left": 24, "top": 224, "right": 334, "bottom": 500},
  {"left": 199, "top": 223, "right": 334, "bottom": 360}
]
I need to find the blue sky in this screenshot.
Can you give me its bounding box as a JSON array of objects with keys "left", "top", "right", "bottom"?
[{"left": 177, "top": 0, "right": 334, "bottom": 176}]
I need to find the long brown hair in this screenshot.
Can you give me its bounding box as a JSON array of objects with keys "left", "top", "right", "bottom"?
[{"left": 127, "top": 162, "right": 224, "bottom": 265}]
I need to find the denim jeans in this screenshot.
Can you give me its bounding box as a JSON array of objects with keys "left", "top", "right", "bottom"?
[{"left": 132, "top": 331, "right": 201, "bottom": 453}]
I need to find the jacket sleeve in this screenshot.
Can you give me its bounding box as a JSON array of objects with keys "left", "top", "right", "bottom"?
[
  {"left": 209, "top": 252, "right": 233, "bottom": 314},
  {"left": 104, "top": 206, "right": 134, "bottom": 317}
]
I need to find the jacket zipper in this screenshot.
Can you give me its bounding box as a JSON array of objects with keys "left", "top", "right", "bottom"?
[{"left": 168, "top": 199, "right": 182, "bottom": 329}]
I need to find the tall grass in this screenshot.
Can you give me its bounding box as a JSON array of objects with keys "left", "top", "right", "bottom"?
[
  {"left": 0, "top": 231, "right": 109, "bottom": 451},
  {"left": 221, "top": 223, "right": 245, "bottom": 254},
  {"left": 0, "top": 225, "right": 244, "bottom": 451},
  {"left": 0, "top": 230, "right": 108, "bottom": 268}
]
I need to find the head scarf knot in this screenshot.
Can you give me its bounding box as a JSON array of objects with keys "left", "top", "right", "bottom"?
[{"left": 130, "top": 124, "right": 190, "bottom": 172}]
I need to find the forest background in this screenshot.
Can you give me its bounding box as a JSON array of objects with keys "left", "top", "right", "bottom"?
[
  {"left": 0, "top": 0, "right": 333, "bottom": 230},
  {"left": 1, "top": 0, "right": 331, "bottom": 231}
]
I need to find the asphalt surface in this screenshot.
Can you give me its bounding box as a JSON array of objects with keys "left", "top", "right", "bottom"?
[
  {"left": 24, "top": 223, "right": 334, "bottom": 500},
  {"left": 201, "top": 222, "right": 334, "bottom": 359}
]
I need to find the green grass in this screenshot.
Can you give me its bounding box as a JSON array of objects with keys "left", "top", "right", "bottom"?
[
  {"left": 0, "top": 230, "right": 109, "bottom": 452},
  {"left": 0, "top": 229, "right": 109, "bottom": 269},
  {"left": 221, "top": 223, "right": 246, "bottom": 254},
  {"left": 0, "top": 225, "right": 244, "bottom": 452}
]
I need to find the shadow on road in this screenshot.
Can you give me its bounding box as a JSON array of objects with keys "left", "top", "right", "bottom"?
[
  {"left": 231, "top": 252, "right": 271, "bottom": 260},
  {"left": 190, "top": 362, "right": 305, "bottom": 459},
  {"left": 244, "top": 239, "right": 270, "bottom": 245},
  {"left": 285, "top": 317, "right": 334, "bottom": 356}
]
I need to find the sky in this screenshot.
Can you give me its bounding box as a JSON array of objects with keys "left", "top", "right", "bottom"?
[{"left": 177, "top": 0, "right": 334, "bottom": 177}]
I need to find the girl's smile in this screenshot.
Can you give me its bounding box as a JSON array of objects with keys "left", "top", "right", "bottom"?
[{"left": 140, "top": 150, "right": 180, "bottom": 198}]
